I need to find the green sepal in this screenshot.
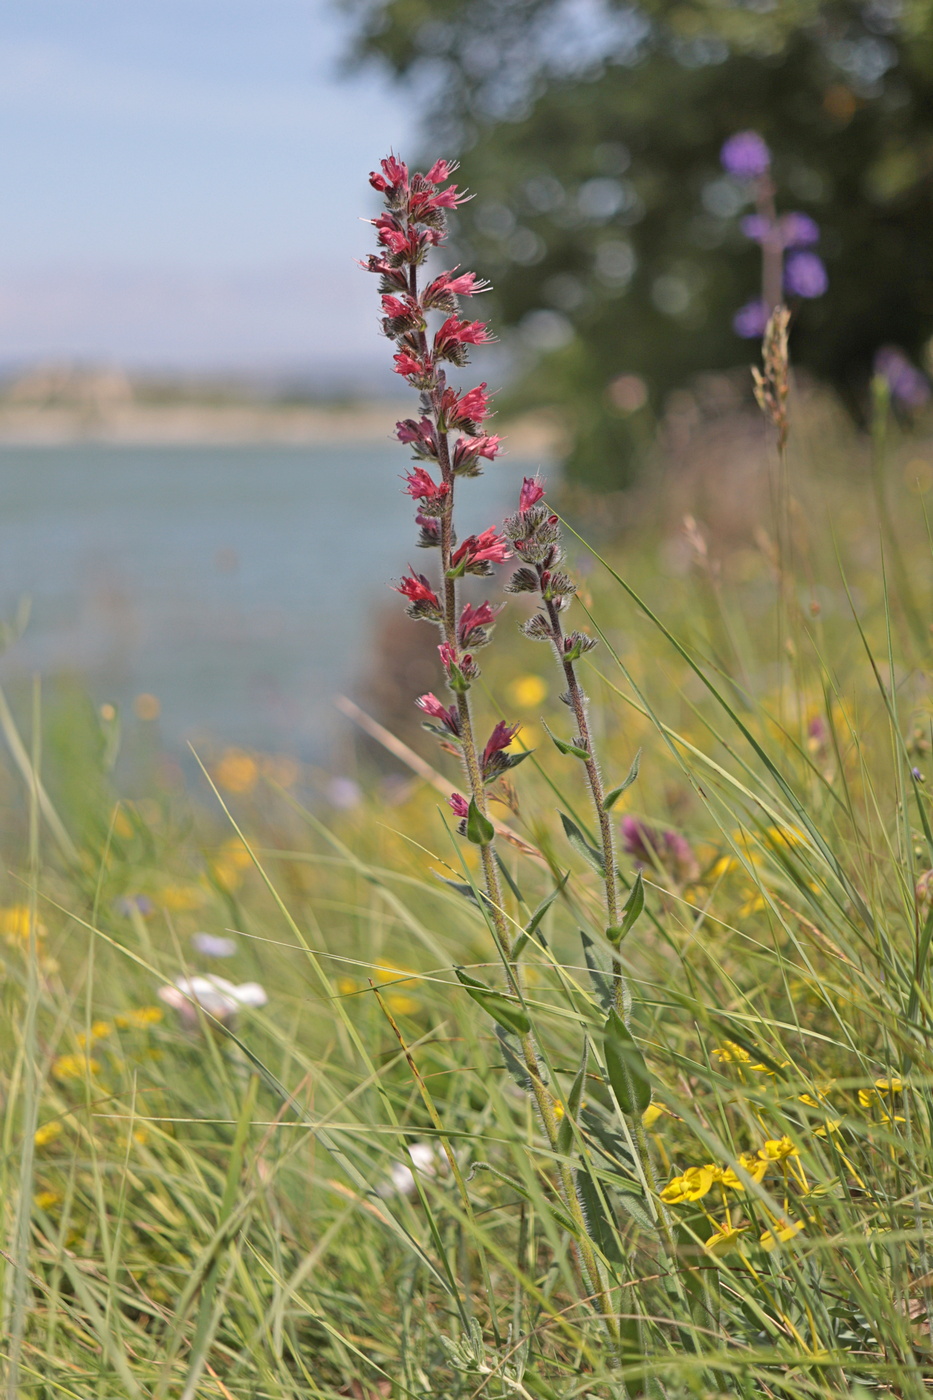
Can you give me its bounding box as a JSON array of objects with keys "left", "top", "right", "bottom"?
[
  {"left": 607, "top": 872, "right": 644, "bottom": 946},
  {"left": 559, "top": 811, "right": 605, "bottom": 876},
  {"left": 543, "top": 722, "right": 590, "bottom": 761},
  {"left": 604, "top": 1008, "right": 652, "bottom": 1116},
  {"left": 456, "top": 967, "right": 531, "bottom": 1035},
  {"left": 604, "top": 749, "right": 642, "bottom": 810},
  {"left": 466, "top": 799, "right": 495, "bottom": 846}
]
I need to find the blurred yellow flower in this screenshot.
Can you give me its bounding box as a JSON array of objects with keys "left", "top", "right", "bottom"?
[
  {"left": 760, "top": 1219, "right": 804, "bottom": 1251},
  {"left": 759, "top": 1136, "right": 799, "bottom": 1162},
  {"left": 34, "top": 1121, "right": 62, "bottom": 1148},
  {"left": 704, "top": 1223, "right": 748, "bottom": 1257},
  {"left": 507, "top": 674, "right": 548, "bottom": 710},
  {"left": 642, "top": 1101, "right": 670, "bottom": 1129},
  {"left": 739, "top": 891, "right": 767, "bottom": 917},
  {"left": 214, "top": 749, "right": 259, "bottom": 795},
  {"left": 112, "top": 808, "right": 134, "bottom": 839},
  {"left": 708, "top": 855, "right": 737, "bottom": 881},
  {"left": 387, "top": 995, "right": 420, "bottom": 1015},
  {"left": 712, "top": 1042, "right": 751, "bottom": 1064},
  {"left": 76, "top": 1021, "right": 113, "bottom": 1047},
  {"left": 159, "top": 884, "right": 206, "bottom": 912},
  {"left": 336, "top": 977, "right": 358, "bottom": 997},
  {"left": 0, "top": 904, "right": 45, "bottom": 944},
  {"left": 52, "top": 1054, "right": 100, "bottom": 1081},
  {"left": 114, "top": 1006, "right": 163, "bottom": 1029},
  {"left": 34, "top": 1190, "right": 61, "bottom": 1212},
  {"left": 661, "top": 1164, "right": 720, "bottom": 1203},
  {"left": 720, "top": 1152, "right": 768, "bottom": 1188}
]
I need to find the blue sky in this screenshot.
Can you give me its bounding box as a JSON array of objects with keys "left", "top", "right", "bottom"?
[{"left": 0, "top": 0, "right": 415, "bottom": 379}]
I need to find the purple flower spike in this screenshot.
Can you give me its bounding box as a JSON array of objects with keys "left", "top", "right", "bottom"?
[
  {"left": 620, "top": 816, "right": 699, "bottom": 884},
  {"left": 784, "top": 251, "right": 828, "bottom": 299},
  {"left": 780, "top": 212, "right": 820, "bottom": 248},
  {"left": 739, "top": 214, "right": 771, "bottom": 243},
  {"left": 720, "top": 130, "right": 770, "bottom": 179},
  {"left": 732, "top": 298, "right": 770, "bottom": 339},
  {"left": 874, "top": 346, "right": 930, "bottom": 409}
]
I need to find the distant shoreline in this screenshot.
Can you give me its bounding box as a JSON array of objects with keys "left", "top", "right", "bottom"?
[{"left": 0, "top": 402, "right": 559, "bottom": 454}]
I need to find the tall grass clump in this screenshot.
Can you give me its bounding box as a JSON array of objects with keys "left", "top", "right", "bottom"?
[{"left": 2, "top": 143, "right": 933, "bottom": 1397}]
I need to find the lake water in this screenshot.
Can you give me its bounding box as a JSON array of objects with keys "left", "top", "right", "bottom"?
[{"left": 0, "top": 444, "right": 538, "bottom": 758}]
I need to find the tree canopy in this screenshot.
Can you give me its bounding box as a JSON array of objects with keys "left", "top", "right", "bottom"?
[{"left": 344, "top": 0, "right": 933, "bottom": 487}]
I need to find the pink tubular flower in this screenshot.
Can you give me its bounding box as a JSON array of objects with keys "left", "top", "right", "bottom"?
[
  {"left": 520, "top": 475, "right": 546, "bottom": 511},
  {"left": 381, "top": 293, "right": 415, "bottom": 320},
  {"left": 426, "top": 158, "right": 457, "bottom": 183},
  {"left": 434, "top": 317, "right": 493, "bottom": 359},
  {"left": 396, "top": 571, "right": 440, "bottom": 608},
  {"left": 426, "top": 269, "right": 489, "bottom": 299},
  {"left": 416, "top": 693, "right": 460, "bottom": 736},
  {"left": 396, "top": 416, "right": 436, "bottom": 449},
  {"left": 453, "top": 435, "right": 502, "bottom": 471},
  {"left": 482, "top": 721, "right": 519, "bottom": 768},
  {"left": 458, "top": 600, "right": 498, "bottom": 647},
  {"left": 443, "top": 383, "right": 490, "bottom": 431},
  {"left": 448, "top": 792, "right": 469, "bottom": 818},
  {"left": 370, "top": 155, "right": 409, "bottom": 193},
  {"left": 404, "top": 467, "right": 449, "bottom": 502},
  {"left": 393, "top": 351, "right": 427, "bottom": 380},
  {"left": 450, "top": 527, "right": 511, "bottom": 573}
]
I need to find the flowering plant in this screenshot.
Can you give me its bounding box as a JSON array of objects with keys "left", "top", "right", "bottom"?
[{"left": 364, "top": 152, "right": 664, "bottom": 1340}]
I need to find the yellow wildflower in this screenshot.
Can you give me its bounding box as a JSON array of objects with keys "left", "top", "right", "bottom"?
[
  {"left": 764, "top": 824, "right": 804, "bottom": 849},
  {"left": 813, "top": 1119, "right": 842, "bottom": 1137},
  {"left": 704, "top": 1223, "right": 748, "bottom": 1258},
  {"left": 158, "top": 884, "right": 205, "bottom": 912},
  {"left": 721, "top": 1152, "right": 768, "bottom": 1189},
  {"left": 214, "top": 748, "right": 259, "bottom": 795},
  {"left": 875, "top": 1077, "right": 903, "bottom": 1094},
  {"left": 750, "top": 1059, "right": 789, "bottom": 1077},
  {"left": 760, "top": 1219, "right": 805, "bottom": 1251},
  {"left": 114, "top": 1006, "right": 163, "bottom": 1029},
  {"left": 507, "top": 674, "right": 548, "bottom": 710},
  {"left": 387, "top": 995, "right": 420, "bottom": 1016},
  {"left": 76, "top": 1021, "right": 113, "bottom": 1047},
  {"left": 712, "top": 1042, "right": 751, "bottom": 1064},
  {"left": 660, "top": 1165, "right": 720, "bottom": 1204},
  {"left": 52, "top": 1054, "right": 100, "bottom": 1081},
  {"left": 0, "top": 904, "right": 46, "bottom": 943},
  {"left": 739, "top": 891, "right": 767, "bottom": 917},
  {"left": 708, "top": 855, "right": 737, "bottom": 881},
  {"left": 759, "top": 1136, "right": 799, "bottom": 1162},
  {"left": 642, "top": 1101, "right": 669, "bottom": 1129},
  {"left": 336, "top": 978, "right": 358, "bottom": 997},
  {"left": 34, "top": 1121, "right": 62, "bottom": 1148},
  {"left": 34, "top": 1190, "right": 61, "bottom": 1212}
]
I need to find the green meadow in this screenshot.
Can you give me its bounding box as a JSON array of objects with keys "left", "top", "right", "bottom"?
[{"left": 5, "top": 388, "right": 933, "bottom": 1397}]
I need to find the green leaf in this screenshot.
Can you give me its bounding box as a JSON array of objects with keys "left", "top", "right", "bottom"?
[
  {"left": 606, "top": 872, "right": 644, "bottom": 946},
  {"left": 466, "top": 799, "right": 495, "bottom": 846},
  {"left": 604, "top": 748, "right": 642, "bottom": 810},
  {"left": 495, "top": 851, "right": 524, "bottom": 903},
  {"left": 559, "top": 811, "right": 605, "bottom": 876},
  {"left": 456, "top": 967, "right": 531, "bottom": 1035},
  {"left": 576, "top": 1167, "right": 624, "bottom": 1262},
  {"left": 512, "top": 873, "right": 567, "bottom": 960},
  {"left": 580, "top": 930, "right": 613, "bottom": 1013},
  {"left": 558, "top": 1039, "right": 588, "bottom": 1154},
  {"left": 432, "top": 871, "right": 479, "bottom": 905},
  {"left": 543, "top": 721, "right": 590, "bottom": 761},
  {"left": 604, "top": 1008, "right": 652, "bottom": 1117},
  {"left": 503, "top": 747, "right": 534, "bottom": 772},
  {"left": 613, "top": 1183, "right": 657, "bottom": 1233}
]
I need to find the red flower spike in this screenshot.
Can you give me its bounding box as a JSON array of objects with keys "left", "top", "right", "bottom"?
[
  {"left": 443, "top": 383, "right": 490, "bottom": 430},
  {"left": 393, "top": 351, "right": 426, "bottom": 379},
  {"left": 434, "top": 316, "right": 493, "bottom": 359},
  {"left": 448, "top": 792, "right": 469, "bottom": 818},
  {"left": 416, "top": 693, "right": 461, "bottom": 737},
  {"left": 396, "top": 416, "right": 435, "bottom": 447},
  {"left": 520, "top": 475, "right": 546, "bottom": 511}
]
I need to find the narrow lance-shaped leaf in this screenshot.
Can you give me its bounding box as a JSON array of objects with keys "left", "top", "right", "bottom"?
[
  {"left": 466, "top": 798, "right": 495, "bottom": 846},
  {"left": 512, "top": 871, "right": 570, "bottom": 959},
  {"left": 604, "top": 749, "right": 642, "bottom": 810},
  {"left": 606, "top": 871, "right": 644, "bottom": 947},
  {"left": 604, "top": 1008, "right": 652, "bottom": 1116},
  {"left": 558, "top": 1037, "right": 588, "bottom": 1154},
  {"left": 456, "top": 967, "right": 531, "bottom": 1035},
  {"left": 560, "top": 811, "right": 605, "bottom": 876},
  {"left": 542, "top": 721, "right": 590, "bottom": 762},
  {"left": 580, "top": 930, "right": 614, "bottom": 1013}
]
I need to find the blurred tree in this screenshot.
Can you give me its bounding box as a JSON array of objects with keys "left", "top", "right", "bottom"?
[{"left": 344, "top": 0, "right": 933, "bottom": 487}]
